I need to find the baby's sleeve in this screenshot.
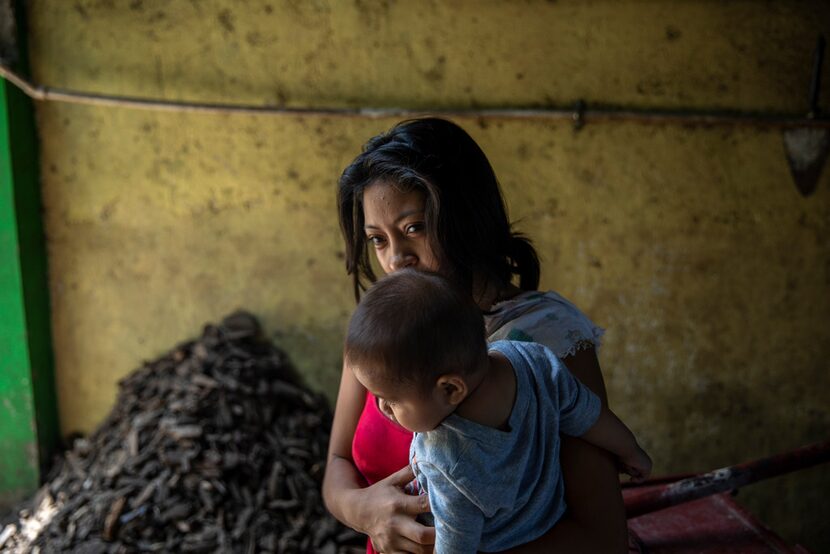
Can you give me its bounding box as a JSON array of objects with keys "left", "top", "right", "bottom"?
[{"left": 416, "top": 461, "right": 485, "bottom": 554}]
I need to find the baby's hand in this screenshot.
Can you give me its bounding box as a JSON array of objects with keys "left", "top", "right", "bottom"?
[{"left": 618, "top": 445, "right": 653, "bottom": 481}]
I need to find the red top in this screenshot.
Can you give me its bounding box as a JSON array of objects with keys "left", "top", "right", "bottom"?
[{"left": 352, "top": 390, "right": 414, "bottom": 554}]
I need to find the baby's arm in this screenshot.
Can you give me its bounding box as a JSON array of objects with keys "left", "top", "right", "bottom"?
[
  {"left": 579, "top": 407, "right": 652, "bottom": 480},
  {"left": 416, "top": 461, "right": 485, "bottom": 554},
  {"left": 551, "top": 351, "right": 652, "bottom": 481}
]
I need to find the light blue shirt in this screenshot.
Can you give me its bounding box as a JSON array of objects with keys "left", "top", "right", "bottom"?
[{"left": 410, "top": 340, "right": 601, "bottom": 554}]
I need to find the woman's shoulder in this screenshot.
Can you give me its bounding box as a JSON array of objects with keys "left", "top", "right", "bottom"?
[{"left": 484, "top": 289, "right": 605, "bottom": 358}]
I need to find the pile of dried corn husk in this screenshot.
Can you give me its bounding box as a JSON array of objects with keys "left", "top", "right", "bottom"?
[{"left": 0, "top": 312, "right": 363, "bottom": 553}]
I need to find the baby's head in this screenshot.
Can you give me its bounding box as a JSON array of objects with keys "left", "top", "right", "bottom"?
[{"left": 344, "top": 269, "right": 488, "bottom": 432}]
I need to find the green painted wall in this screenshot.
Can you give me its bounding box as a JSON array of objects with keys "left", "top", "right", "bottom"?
[
  {"left": 24, "top": 1, "right": 830, "bottom": 550},
  {"left": 0, "top": 0, "right": 57, "bottom": 505},
  {"left": 0, "top": 78, "right": 40, "bottom": 508}
]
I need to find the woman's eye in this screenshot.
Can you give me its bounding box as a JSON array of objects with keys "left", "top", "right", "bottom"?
[
  {"left": 405, "top": 223, "right": 424, "bottom": 234},
  {"left": 367, "top": 235, "right": 385, "bottom": 247}
]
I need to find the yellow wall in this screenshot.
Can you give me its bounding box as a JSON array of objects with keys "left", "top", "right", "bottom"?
[{"left": 27, "top": 1, "right": 830, "bottom": 550}]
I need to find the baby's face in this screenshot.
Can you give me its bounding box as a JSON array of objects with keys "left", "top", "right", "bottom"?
[{"left": 352, "top": 366, "right": 453, "bottom": 433}]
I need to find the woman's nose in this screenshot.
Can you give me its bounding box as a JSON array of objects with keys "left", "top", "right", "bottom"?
[{"left": 389, "top": 244, "right": 416, "bottom": 271}]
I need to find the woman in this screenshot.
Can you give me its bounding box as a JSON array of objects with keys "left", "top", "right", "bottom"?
[{"left": 323, "top": 118, "right": 627, "bottom": 553}]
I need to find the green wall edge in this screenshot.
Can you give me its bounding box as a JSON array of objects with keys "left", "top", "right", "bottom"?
[{"left": 0, "top": 1, "right": 58, "bottom": 507}]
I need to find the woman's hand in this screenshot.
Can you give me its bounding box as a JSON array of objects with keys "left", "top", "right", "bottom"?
[
  {"left": 323, "top": 364, "right": 434, "bottom": 553},
  {"left": 350, "top": 465, "right": 435, "bottom": 554}
]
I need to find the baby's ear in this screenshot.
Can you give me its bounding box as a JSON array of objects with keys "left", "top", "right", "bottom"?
[{"left": 436, "top": 374, "right": 468, "bottom": 405}]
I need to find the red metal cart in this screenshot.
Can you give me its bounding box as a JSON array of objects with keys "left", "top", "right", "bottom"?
[{"left": 622, "top": 440, "right": 829, "bottom": 553}]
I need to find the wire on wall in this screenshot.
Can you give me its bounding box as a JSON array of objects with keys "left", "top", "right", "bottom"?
[{"left": 1, "top": 63, "right": 829, "bottom": 130}]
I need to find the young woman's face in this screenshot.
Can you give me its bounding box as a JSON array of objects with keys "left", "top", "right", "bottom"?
[{"left": 362, "top": 181, "right": 440, "bottom": 275}]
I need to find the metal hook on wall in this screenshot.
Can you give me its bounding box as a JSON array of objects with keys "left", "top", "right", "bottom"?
[{"left": 783, "top": 34, "right": 828, "bottom": 197}]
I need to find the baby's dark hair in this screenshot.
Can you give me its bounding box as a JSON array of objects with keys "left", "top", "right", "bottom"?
[
  {"left": 337, "top": 117, "right": 540, "bottom": 302},
  {"left": 344, "top": 269, "right": 488, "bottom": 392}
]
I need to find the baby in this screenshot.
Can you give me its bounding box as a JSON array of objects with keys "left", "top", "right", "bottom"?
[{"left": 344, "top": 269, "right": 651, "bottom": 554}]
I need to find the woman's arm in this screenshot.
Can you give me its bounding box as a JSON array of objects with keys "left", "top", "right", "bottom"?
[
  {"left": 322, "top": 363, "right": 435, "bottom": 554},
  {"left": 497, "top": 347, "right": 628, "bottom": 553}
]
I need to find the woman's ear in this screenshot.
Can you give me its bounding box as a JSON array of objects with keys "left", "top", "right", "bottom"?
[{"left": 436, "top": 374, "right": 468, "bottom": 406}]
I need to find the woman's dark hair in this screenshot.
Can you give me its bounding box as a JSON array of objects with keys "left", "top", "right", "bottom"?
[
  {"left": 344, "top": 269, "right": 488, "bottom": 391},
  {"left": 337, "top": 117, "right": 540, "bottom": 302}
]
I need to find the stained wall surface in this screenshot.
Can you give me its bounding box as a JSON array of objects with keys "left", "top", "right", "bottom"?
[{"left": 26, "top": 1, "right": 830, "bottom": 550}]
